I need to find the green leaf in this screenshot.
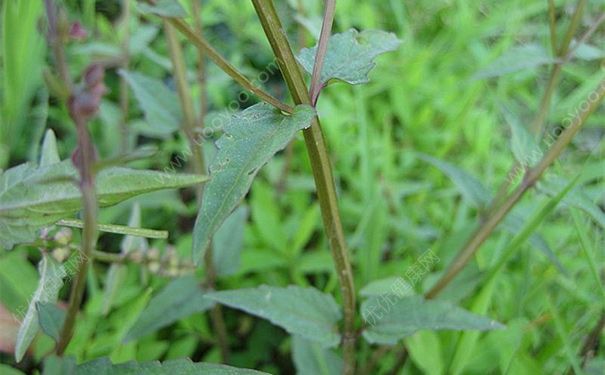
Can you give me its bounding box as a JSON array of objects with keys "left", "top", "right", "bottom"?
[
  {"left": 39, "top": 129, "right": 60, "bottom": 167},
  {"left": 206, "top": 285, "right": 341, "bottom": 347},
  {"left": 137, "top": 0, "right": 187, "bottom": 18},
  {"left": 0, "top": 160, "right": 207, "bottom": 250},
  {"left": 407, "top": 331, "right": 444, "bottom": 375},
  {"left": 417, "top": 153, "right": 491, "bottom": 207},
  {"left": 192, "top": 103, "right": 315, "bottom": 264},
  {"left": 360, "top": 277, "right": 413, "bottom": 298},
  {"left": 15, "top": 254, "right": 66, "bottom": 362},
  {"left": 213, "top": 206, "right": 248, "bottom": 276},
  {"left": 36, "top": 302, "right": 65, "bottom": 343},
  {"left": 298, "top": 29, "right": 401, "bottom": 86},
  {"left": 292, "top": 335, "right": 343, "bottom": 375},
  {"left": 43, "top": 356, "right": 267, "bottom": 375},
  {"left": 0, "top": 364, "right": 26, "bottom": 375},
  {"left": 502, "top": 109, "right": 541, "bottom": 168},
  {"left": 119, "top": 70, "right": 181, "bottom": 137},
  {"left": 125, "top": 276, "right": 214, "bottom": 341},
  {"left": 361, "top": 295, "right": 503, "bottom": 345},
  {"left": 473, "top": 44, "right": 555, "bottom": 79}
]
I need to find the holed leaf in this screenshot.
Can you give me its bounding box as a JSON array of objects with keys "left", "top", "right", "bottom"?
[
  {"left": 361, "top": 295, "right": 504, "bottom": 345},
  {"left": 192, "top": 103, "right": 314, "bottom": 264},
  {"left": 297, "top": 29, "right": 401, "bottom": 86},
  {"left": 0, "top": 160, "right": 207, "bottom": 250},
  {"left": 206, "top": 285, "right": 341, "bottom": 347}
]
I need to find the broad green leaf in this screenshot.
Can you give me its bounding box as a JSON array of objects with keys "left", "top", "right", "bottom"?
[
  {"left": 407, "top": 331, "right": 444, "bottom": 375},
  {"left": 119, "top": 70, "right": 181, "bottom": 137},
  {"left": 0, "top": 251, "right": 38, "bottom": 314},
  {"left": 417, "top": 153, "right": 491, "bottom": 207},
  {"left": 473, "top": 44, "right": 555, "bottom": 79},
  {"left": 213, "top": 206, "right": 248, "bottom": 276},
  {"left": 36, "top": 302, "right": 65, "bottom": 343},
  {"left": 15, "top": 254, "right": 66, "bottom": 362},
  {"left": 206, "top": 285, "right": 341, "bottom": 347},
  {"left": 292, "top": 335, "right": 343, "bottom": 375},
  {"left": 297, "top": 29, "right": 401, "bottom": 86},
  {"left": 361, "top": 296, "right": 503, "bottom": 345},
  {"left": 125, "top": 276, "right": 214, "bottom": 341},
  {"left": 360, "top": 277, "right": 413, "bottom": 298},
  {"left": 192, "top": 104, "right": 315, "bottom": 264},
  {"left": 137, "top": 0, "right": 187, "bottom": 18},
  {"left": 43, "top": 356, "right": 267, "bottom": 375},
  {"left": 39, "top": 130, "right": 60, "bottom": 167},
  {"left": 0, "top": 160, "right": 207, "bottom": 250}
]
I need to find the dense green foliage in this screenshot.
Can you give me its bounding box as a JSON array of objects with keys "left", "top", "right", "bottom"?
[{"left": 0, "top": 0, "right": 603, "bottom": 374}]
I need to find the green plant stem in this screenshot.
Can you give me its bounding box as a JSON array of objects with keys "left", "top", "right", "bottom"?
[
  {"left": 191, "top": 0, "right": 208, "bottom": 129},
  {"left": 119, "top": 0, "right": 131, "bottom": 153},
  {"left": 557, "top": 0, "right": 586, "bottom": 58},
  {"left": 57, "top": 219, "right": 168, "bottom": 239},
  {"left": 309, "top": 0, "right": 335, "bottom": 105},
  {"left": 250, "top": 1, "right": 356, "bottom": 374},
  {"left": 547, "top": 0, "right": 558, "bottom": 56},
  {"left": 166, "top": 17, "right": 292, "bottom": 114},
  {"left": 425, "top": 79, "right": 605, "bottom": 299},
  {"left": 165, "top": 19, "right": 230, "bottom": 363}
]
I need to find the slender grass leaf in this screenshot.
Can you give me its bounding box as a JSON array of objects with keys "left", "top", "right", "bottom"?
[
  {"left": 361, "top": 295, "right": 503, "bottom": 345},
  {"left": 0, "top": 160, "right": 206, "bottom": 249},
  {"left": 36, "top": 302, "right": 65, "bottom": 343},
  {"left": 15, "top": 255, "right": 66, "bottom": 362},
  {"left": 473, "top": 44, "right": 556, "bottom": 79},
  {"left": 297, "top": 29, "right": 401, "bottom": 86},
  {"left": 292, "top": 335, "right": 343, "bottom": 375},
  {"left": 119, "top": 70, "right": 181, "bottom": 137},
  {"left": 137, "top": 0, "right": 187, "bottom": 18},
  {"left": 213, "top": 206, "right": 248, "bottom": 276},
  {"left": 571, "top": 210, "right": 605, "bottom": 307},
  {"left": 39, "top": 130, "right": 60, "bottom": 167},
  {"left": 192, "top": 103, "right": 315, "bottom": 264},
  {"left": 206, "top": 285, "right": 341, "bottom": 347},
  {"left": 125, "top": 276, "right": 214, "bottom": 342},
  {"left": 43, "top": 356, "right": 267, "bottom": 375}
]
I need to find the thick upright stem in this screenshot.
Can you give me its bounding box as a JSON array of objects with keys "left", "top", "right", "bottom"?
[{"left": 250, "top": 1, "right": 356, "bottom": 373}]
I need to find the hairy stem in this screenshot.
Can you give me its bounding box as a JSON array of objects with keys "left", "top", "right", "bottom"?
[
  {"left": 250, "top": 1, "right": 356, "bottom": 373},
  {"left": 426, "top": 79, "right": 605, "bottom": 299},
  {"left": 166, "top": 18, "right": 292, "bottom": 113}
]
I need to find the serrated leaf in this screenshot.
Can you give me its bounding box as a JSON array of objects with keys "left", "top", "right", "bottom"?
[
  {"left": 36, "top": 302, "right": 65, "bottom": 343},
  {"left": 298, "top": 29, "right": 401, "bottom": 86},
  {"left": 43, "top": 356, "right": 267, "bottom": 375},
  {"left": 39, "top": 130, "right": 60, "bottom": 167},
  {"left": 292, "top": 335, "right": 343, "bottom": 375},
  {"left": 119, "top": 70, "right": 181, "bottom": 137},
  {"left": 125, "top": 276, "right": 214, "bottom": 341},
  {"left": 473, "top": 44, "right": 556, "bottom": 79},
  {"left": 192, "top": 103, "right": 315, "bottom": 263},
  {"left": 137, "top": 0, "right": 187, "bottom": 18},
  {"left": 213, "top": 206, "right": 248, "bottom": 276},
  {"left": 206, "top": 285, "right": 341, "bottom": 347},
  {"left": 15, "top": 255, "right": 66, "bottom": 361},
  {"left": 361, "top": 295, "right": 503, "bottom": 345},
  {"left": 0, "top": 160, "right": 206, "bottom": 250}
]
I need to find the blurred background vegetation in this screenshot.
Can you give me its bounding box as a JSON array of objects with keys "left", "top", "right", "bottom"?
[{"left": 0, "top": 0, "right": 603, "bottom": 374}]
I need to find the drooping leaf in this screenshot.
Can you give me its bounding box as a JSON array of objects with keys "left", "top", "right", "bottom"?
[
  {"left": 297, "top": 29, "right": 401, "bottom": 86},
  {"left": 36, "top": 302, "right": 65, "bottom": 343},
  {"left": 43, "top": 356, "right": 267, "bottom": 375},
  {"left": 361, "top": 295, "right": 503, "bottom": 345},
  {"left": 137, "top": 0, "right": 187, "bottom": 18},
  {"left": 292, "top": 335, "right": 343, "bottom": 375},
  {"left": 213, "top": 206, "right": 248, "bottom": 276},
  {"left": 473, "top": 44, "right": 556, "bottom": 79},
  {"left": 125, "top": 276, "right": 214, "bottom": 341},
  {"left": 39, "top": 129, "right": 60, "bottom": 167},
  {"left": 119, "top": 70, "right": 181, "bottom": 137},
  {"left": 206, "top": 285, "right": 341, "bottom": 347},
  {"left": 192, "top": 103, "right": 315, "bottom": 264},
  {"left": 0, "top": 160, "right": 207, "bottom": 250},
  {"left": 15, "top": 254, "right": 66, "bottom": 361}
]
